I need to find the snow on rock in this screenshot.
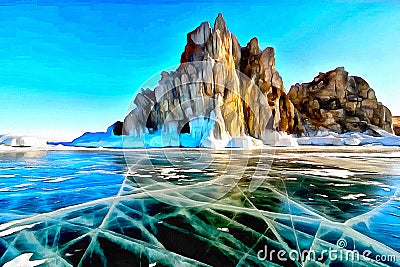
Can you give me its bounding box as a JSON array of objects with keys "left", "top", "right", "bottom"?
[
  {"left": 297, "top": 129, "right": 400, "bottom": 146},
  {"left": 298, "top": 135, "right": 346, "bottom": 146},
  {"left": 274, "top": 132, "right": 299, "bottom": 147},
  {"left": 58, "top": 119, "right": 264, "bottom": 149},
  {"left": 227, "top": 135, "right": 264, "bottom": 149}
]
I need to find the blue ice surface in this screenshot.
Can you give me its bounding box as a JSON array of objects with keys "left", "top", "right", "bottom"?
[
  {"left": 49, "top": 131, "right": 205, "bottom": 149},
  {"left": 0, "top": 150, "right": 127, "bottom": 223},
  {"left": 48, "top": 117, "right": 215, "bottom": 149},
  {"left": 1, "top": 149, "right": 400, "bottom": 266}
]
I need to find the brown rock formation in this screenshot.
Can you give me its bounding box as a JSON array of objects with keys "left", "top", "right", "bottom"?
[
  {"left": 123, "top": 13, "right": 303, "bottom": 146},
  {"left": 393, "top": 116, "right": 400, "bottom": 136},
  {"left": 121, "top": 14, "right": 394, "bottom": 147},
  {"left": 239, "top": 38, "right": 302, "bottom": 136},
  {"left": 288, "top": 67, "right": 393, "bottom": 134}
]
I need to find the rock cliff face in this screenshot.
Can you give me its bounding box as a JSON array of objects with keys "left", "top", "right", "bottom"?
[
  {"left": 122, "top": 13, "right": 303, "bottom": 147},
  {"left": 288, "top": 67, "right": 393, "bottom": 134},
  {"left": 117, "top": 14, "right": 395, "bottom": 148}
]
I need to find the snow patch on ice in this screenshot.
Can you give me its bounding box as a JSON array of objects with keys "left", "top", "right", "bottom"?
[
  {"left": 0, "top": 222, "right": 39, "bottom": 237},
  {"left": 0, "top": 135, "right": 47, "bottom": 148},
  {"left": 227, "top": 136, "right": 264, "bottom": 148},
  {"left": 3, "top": 253, "right": 47, "bottom": 267},
  {"left": 274, "top": 132, "right": 299, "bottom": 147},
  {"left": 304, "top": 169, "right": 354, "bottom": 178},
  {"left": 297, "top": 128, "right": 400, "bottom": 147},
  {"left": 341, "top": 193, "right": 366, "bottom": 200}
]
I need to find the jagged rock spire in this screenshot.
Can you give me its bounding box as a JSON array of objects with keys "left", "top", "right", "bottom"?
[
  {"left": 124, "top": 14, "right": 305, "bottom": 147},
  {"left": 214, "top": 13, "right": 227, "bottom": 33}
]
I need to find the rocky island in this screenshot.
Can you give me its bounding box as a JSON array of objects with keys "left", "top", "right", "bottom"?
[{"left": 59, "top": 13, "right": 400, "bottom": 148}]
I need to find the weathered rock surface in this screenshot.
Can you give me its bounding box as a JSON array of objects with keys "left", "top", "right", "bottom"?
[
  {"left": 393, "top": 116, "right": 400, "bottom": 136},
  {"left": 288, "top": 67, "right": 393, "bottom": 134},
  {"left": 123, "top": 13, "right": 303, "bottom": 147}
]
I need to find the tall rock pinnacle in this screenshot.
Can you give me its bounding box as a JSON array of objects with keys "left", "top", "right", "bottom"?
[{"left": 123, "top": 13, "right": 303, "bottom": 147}]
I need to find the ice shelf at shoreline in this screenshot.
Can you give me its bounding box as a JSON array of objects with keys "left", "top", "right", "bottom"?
[
  {"left": 3, "top": 125, "right": 400, "bottom": 149},
  {"left": 46, "top": 126, "right": 400, "bottom": 149}
]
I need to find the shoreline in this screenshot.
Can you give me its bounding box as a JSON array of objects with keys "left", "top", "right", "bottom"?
[{"left": 1, "top": 144, "right": 400, "bottom": 154}]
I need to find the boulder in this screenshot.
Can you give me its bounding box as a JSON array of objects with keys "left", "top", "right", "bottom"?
[
  {"left": 288, "top": 67, "right": 394, "bottom": 134},
  {"left": 393, "top": 116, "right": 400, "bottom": 136}
]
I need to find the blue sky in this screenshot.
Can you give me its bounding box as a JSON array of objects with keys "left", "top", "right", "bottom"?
[{"left": 0, "top": 0, "right": 399, "bottom": 140}]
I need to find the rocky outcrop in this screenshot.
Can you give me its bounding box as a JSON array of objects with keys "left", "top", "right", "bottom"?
[
  {"left": 288, "top": 67, "right": 393, "bottom": 134},
  {"left": 393, "top": 116, "right": 400, "bottom": 136},
  {"left": 65, "top": 13, "right": 396, "bottom": 149},
  {"left": 112, "top": 121, "right": 124, "bottom": 136},
  {"left": 122, "top": 13, "right": 303, "bottom": 147},
  {"left": 54, "top": 13, "right": 398, "bottom": 148}
]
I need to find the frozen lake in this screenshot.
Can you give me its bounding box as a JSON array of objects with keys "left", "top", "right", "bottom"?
[{"left": 0, "top": 147, "right": 399, "bottom": 266}]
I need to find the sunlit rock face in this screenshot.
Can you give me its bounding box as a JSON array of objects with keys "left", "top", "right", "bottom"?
[
  {"left": 288, "top": 67, "right": 394, "bottom": 134},
  {"left": 239, "top": 38, "right": 303, "bottom": 138},
  {"left": 123, "top": 13, "right": 304, "bottom": 147},
  {"left": 393, "top": 116, "right": 400, "bottom": 136}
]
